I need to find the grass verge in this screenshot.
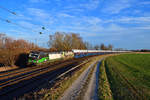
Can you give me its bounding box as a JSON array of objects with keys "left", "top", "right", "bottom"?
[{"left": 98, "top": 60, "right": 113, "bottom": 100}]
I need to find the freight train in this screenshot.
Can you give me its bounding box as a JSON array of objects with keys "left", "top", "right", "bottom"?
[{"left": 28, "top": 49, "right": 130, "bottom": 64}]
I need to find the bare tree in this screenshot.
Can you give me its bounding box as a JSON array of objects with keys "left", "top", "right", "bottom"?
[
  {"left": 71, "top": 33, "right": 86, "bottom": 49},
  {"left": 115, "top": 48, "right": 124, "bottom": 51},
  {"left": 48, "top": 32, "right": 87, "bottom": 51},
  {"left": 84, "top": 41, "right": 90, "bottom": 49},
  {"left": 0, "top": 33, "right": 6, "bottom": 49},
  {"left": 100, "top": 43, "right": 107, "bottom": 50},
  {"left": 108, "top": 44, "right": 113, "bottom": 50},
  {"left": 48, "top": 32, "right": 65, "bottom": 51},
  {"left": 63, "top": 34, "right": 72, "bottom": 50},
  {"left": 94, "top": 45, "right": 99, "bottom": 50}
]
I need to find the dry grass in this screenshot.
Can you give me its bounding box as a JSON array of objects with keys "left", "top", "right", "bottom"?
[{"left": 0, "top": 66, "right": 18, "bottom": 72}]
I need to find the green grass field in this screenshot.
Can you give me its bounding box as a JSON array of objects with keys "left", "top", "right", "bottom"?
[{"left": 104, "top": 54, "right": 150, "bottom": 100}]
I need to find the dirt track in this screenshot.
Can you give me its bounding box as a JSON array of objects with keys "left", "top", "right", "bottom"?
[
  {"left": 59, "top": 60, "right": 97, "bottom": 100},
  {"left": 83, "top": 61, "right": 101, "bottom": 100},
  {"left": 59, "top": 58, "right": 104, "bottom": 100}
]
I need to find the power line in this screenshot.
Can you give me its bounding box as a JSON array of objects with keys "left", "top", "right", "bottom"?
[
  {"left": 0, "top": 16, "right": 43, "bottom": 34},
  {"left": 0, "top": 5, "right": 16, "bottom": 15},
  {"left": 0, "top": 5, "right": 49, "bottom": 34},
  {"left": 0, "top": 17, "right": 35, "bottom": 32}
]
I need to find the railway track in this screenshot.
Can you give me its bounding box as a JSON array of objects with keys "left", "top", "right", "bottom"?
[
  {"left": 0, "top": 59, "right": 75, "bottom": 89},
  {"left": 0, "top": 58, "right": 73, "bottom": 79},
  {"left": 0, "top": 57, "right": 91, "bottom": 99}
]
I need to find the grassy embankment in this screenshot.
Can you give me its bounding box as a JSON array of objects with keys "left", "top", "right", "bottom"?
[
  {"left": 103, "top": 54, "right": 150, "bottom": 100},
  {"left": 98, "top": 60, "right": 113, "bottom": 100}
]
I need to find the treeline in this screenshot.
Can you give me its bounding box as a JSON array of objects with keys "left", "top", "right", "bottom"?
[
  {"left": 0, "top": 32, "right": 114, "bottom": 67},
  {"left": 140, "top": 49, "right": 150, "bottom": 52},
  {"left": 93, "top": 43, "right": 113, "bottom": 50},
  {"left": 0, "top": 33, "right": 40, "bottom": 66},
  {"left": 48, "top": 32, "right": 114, "bottom": 51},
  {"left": 132, "top": 49, "right": 150, "bottom": 52}
]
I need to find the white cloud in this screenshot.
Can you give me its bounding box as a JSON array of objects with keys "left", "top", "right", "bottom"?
[
  {"left": 9, "top": 13, "right": 32, "bottom": 21},
  {"left": 80, "top": 0, "right": 100, "bottom": 10},
  {"left": 58, "top": 13, "right": 74, "bottom": 18},
  {"left": 118, "top": 17, "right": 150, "bottom": 23},
  {"left": 107, "top": 24, "right": 125, "bottom": 31},
  {"left": 62, "top": 0, "right": 100, "bottom": 13},
  {"left": 101, "top": 0, "right": 135, "bottom": 14},
  {"left": 17, "top": 21, "right": 43, "bottom": 33},
  {"left": 29, "top": 0, "right": 50, "bottom": 3},
  {"left": 27, "top": 8, "right": 51, "bottom": 19},
  {"left": 18, "top": 21, "right": 37, "bottom": 28},
  {"left": 8, "top": 29, "right": 25, "bottom": 35},
  {"left": 29, "top": 0, "right": 40, "bottom": 3},
  {"left": 139, "top": 1, "right": 150, "bottom": 5},
  {"left": 85, "top": 17, "right": 102, "bottom": 25},
  {"left": 62, "top": 8, "right": 84, "bottom": 14},
  {"left": 133, "top": 26, "right": 150, "bottom": 30},
  {"left": 18, "top": 14, "right": 32, "bottom": 20},
  {"left": 26, "top": 8, "right": 55, "bottom": 24},
  {"left": 99, "top": 16, "right": 150, "bottom": 25}
]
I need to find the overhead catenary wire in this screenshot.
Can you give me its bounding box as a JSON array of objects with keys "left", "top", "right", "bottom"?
[
  {"left": 0, "top": 16, "right": 41, "bottom": 33},
  {"left": 0, "top": 5, "right": 17, "bottom": 15},
  {"left": 0, "top": 5, "right": 49, "bottom": 34}
]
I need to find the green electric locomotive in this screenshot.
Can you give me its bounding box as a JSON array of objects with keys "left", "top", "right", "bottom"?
[{"left": 28, "top": 51, "right": 49, "bottom": 64}]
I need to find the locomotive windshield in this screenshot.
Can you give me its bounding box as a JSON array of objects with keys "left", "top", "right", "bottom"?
[{"left": 29, "top": 52, "right": 39, "bottom": 59}]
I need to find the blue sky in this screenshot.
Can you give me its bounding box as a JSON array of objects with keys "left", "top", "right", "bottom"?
[{"left": 0, "top": 0, "right": 150, "bottom": 49}]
